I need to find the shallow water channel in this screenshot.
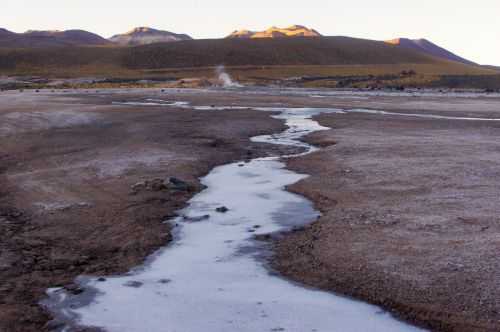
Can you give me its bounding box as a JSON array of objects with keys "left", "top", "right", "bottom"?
[{"left": 44, "top": 104, "right": 424, "bottom": 332}]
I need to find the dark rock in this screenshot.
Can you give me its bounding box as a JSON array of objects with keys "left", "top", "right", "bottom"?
[
  {"left": 149, "top": 179, "right": 167, "bottom": 191},
  {"left": 216, "top": 206, "right": 229, "bottom": 213},
  {"left": 183, "top": 214, "right": 210, "bottom": 222},
  {"left": 44, "top": 320, "right": 65, "bottom": 330},
  {"left": 254, "top": 234, "right": 272, "bottom": 241},
  {"left": 162, "top": 213, "right": 177, "bottom": 220},
  {"left": 168, "top": 177, "right": 191, "bottom": 191},
  {"left": 123, "top": 280, "right": 143, "bottom": 288},
  {"left": 158, "top": 279, "right": 171, "bottom": 284},
  {"left": 64, "top": 284, "right": 84, "bottom": 295},
  {"left": 97, "top": 277, "right": 107, "bottom": 282},
  {"left": 131, "top": 178, "right": 169, "bottom": 193}
]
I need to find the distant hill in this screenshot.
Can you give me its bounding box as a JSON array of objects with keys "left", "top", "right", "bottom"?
[
  {"left": 0, "top": 29, "right": 111, "bottom": 47},
  {"left": 386, "top": 38, "right": 475, "bottom": 65},
  {"left": 483, "top": 65, "right": 500, "bottom": 72},
  {"left": 121, "top": 36, "right": 443, "bottom": 69},
  {"left": 0, "top": 28, "right": 13, "bottom": 36},
  {"left": 0, "top": 36, "right": 495, "bottom": 85},
  {"left": 227, "top": 25, "right": 321, "bottom": 39},
  {"left": 109, "top": 27, "right": 192, "bottom": 46}
]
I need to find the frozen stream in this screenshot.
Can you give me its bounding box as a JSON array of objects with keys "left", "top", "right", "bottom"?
[{"left": 45, "top": 105, "right": 424, "bottom": 332}]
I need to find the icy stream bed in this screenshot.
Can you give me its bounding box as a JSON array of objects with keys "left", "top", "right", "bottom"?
[{"left": 44, "top": 104, "right": 425, "bottom": 332}]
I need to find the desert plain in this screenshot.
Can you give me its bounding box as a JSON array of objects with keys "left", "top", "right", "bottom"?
[{"left": 1, "top": 87, "right": 500, "bottom": 331}]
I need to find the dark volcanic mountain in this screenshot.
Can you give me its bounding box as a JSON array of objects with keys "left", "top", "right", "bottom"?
[
  {"left": 0, "top": 28, "right": 14, "bottom": 36},
  {"left": 386, "top": 38, "right": 475, "bottom": 65},
  {"left": 109, "top": 27, "right": 192, "bottom": 46},
  {"left": 0, "top": 29, "right": 111, "bottom": 47}
]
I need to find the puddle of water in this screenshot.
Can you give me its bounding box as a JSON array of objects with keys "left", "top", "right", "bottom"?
[{"left": 44, "top": 102, "right": 425, "bottom": 332}]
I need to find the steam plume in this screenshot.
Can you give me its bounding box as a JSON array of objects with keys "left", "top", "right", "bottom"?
[{"left": 216, "top": 65, "right": 242, "bottom": 88}]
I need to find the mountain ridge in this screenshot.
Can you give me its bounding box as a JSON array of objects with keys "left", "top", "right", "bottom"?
[
  {"left": 227, "top": 25, "right": 321, "bottom": 39},
  {"left": 109, "top": 27, "right": 192, "bottom": 46},
  {"left": 386, "top": 38, "right": 475, "bottom": 65},
  {"left": 0, "top": 29, "right": 111, "bottom": 47}
]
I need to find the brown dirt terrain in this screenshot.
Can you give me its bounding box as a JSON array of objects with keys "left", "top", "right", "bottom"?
[
  {"left": 0, "top": 90, "right": 287, "bottom": 332},
  {"left": 3, "top": 88, "right": 500, "bottom": 332},
  {"left": 273, "top": 104, "right": 500, "bottom": 331}
]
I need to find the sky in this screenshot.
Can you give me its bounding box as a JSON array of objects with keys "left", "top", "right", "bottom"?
[{"left": 2, "top": 0, "right": 499, "bottom": 65}]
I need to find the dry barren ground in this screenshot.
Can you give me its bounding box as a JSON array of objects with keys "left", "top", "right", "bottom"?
[
  {"left": 2, "top": 88, "right": 500, "bottom": 332},
  {"left": 274, "top": 97, "right": 500, "bottom": 331}
]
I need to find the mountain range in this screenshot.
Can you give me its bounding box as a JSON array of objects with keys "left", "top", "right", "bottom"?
[
  {"left": 385, "top": 38, "right": 475, "bottom": 65},
  {"left": 109, "top": 27, "right": 192, "bottom": 46},
  {"left": 227, "top": 25, "right": 321, "bottom": 39},
  {"left": 0, "top": 25, "right": 487, "bottom": 67},
  {"left": 0, "top": 28, "right": 111, "bottom": 47}
]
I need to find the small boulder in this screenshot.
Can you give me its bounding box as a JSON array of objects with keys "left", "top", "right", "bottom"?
[
  {"left": 183, "top": 214, "right": 210, "bottom": 222},
  {"left": 158, "top": 279, "right": 172, "bottom": 284},
  {"left": 168, "top": 177, "right": 191, "bottom": 191},
  {"left": 149, "top": 179, "right": 167, "bottom": 191},
  {"left": 123, "top": 280, "right": 143, "bottom": 288},
  {"left": 64, "top": 284, "right": 84, "bottom": 295},
  {"left": 216, "top": 206, "right": 229, "bottom": 213}
]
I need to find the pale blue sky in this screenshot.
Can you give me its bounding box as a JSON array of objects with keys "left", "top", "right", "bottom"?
[{"left": 2, "top": 0, "right": 499, "bottom": 65}]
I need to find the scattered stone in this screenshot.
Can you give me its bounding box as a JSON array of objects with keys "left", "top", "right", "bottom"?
[
  {"left": 162, "top": 213, "right": 177, "bottom": 220},
  {"left": 292, "top": 226, "right": 305, "bottom": 232},
  {"left": 44, "top": 320, "right": 65, "bottom": 330},
  {"left": 254, "top": 234, "right": 272, "bottom": 241},
  {"left": 183, "top": 214, "right": 210, "bottom": 222},
  {"left": 131, "top": 181, "right": 146, "bottom": 192},
  {"left": 123, "top": 280, "right": 143, "bottom": 288},
  {"left": 216, "top": 206, "right": 229, "bottom": 213},
  {"left": 168, "top": 177, "right": 191, "bottom": 191},
  {"left": 149, "top": 178, "right": 167, "bottom": 191},
  {"left": 158, "top": 279, "right": 171, "bottom": 284},
  {"left": 131, "top": 178, "right": 172, "bottom": 193},
  {"left": 253, "top": 225, "right": 261, "bottom": 229},
  {"left": 64, "top": 284, "right": 84, "bottom": 295}
]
